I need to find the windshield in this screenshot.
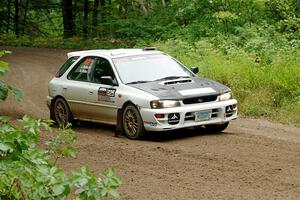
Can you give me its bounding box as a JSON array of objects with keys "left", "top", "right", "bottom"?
[{"left": 112, "top": 54, "right": 193, "bottom": 84}]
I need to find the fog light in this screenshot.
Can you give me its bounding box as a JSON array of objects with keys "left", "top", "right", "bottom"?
[{"left": 155, "top": 114, "right": 165, "bottom": 119}]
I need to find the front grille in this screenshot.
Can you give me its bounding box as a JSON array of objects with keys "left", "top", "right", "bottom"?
[{"left": 183, "top": 95, "right": 218, "bottom": 105}]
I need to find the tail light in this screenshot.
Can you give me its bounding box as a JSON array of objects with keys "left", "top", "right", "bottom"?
[{"left": 154, "top": 114, "right": 164, "bottom": 119}]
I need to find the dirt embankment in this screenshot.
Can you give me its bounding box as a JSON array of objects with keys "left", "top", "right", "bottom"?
[{"left": 1, "top": 46, "right": 300, "bottom": 200}]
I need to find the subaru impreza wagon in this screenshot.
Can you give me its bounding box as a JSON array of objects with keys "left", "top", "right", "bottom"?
[{"left": 47, "top": 48, "right": 237, "bottom": 139}]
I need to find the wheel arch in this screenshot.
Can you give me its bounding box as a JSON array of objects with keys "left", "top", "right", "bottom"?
[
  {"left": 116, "top": 101, "right": 140, "bottom": 133},
  {"left": 50, "top": 95, "right": 70, "bottom": 120}
]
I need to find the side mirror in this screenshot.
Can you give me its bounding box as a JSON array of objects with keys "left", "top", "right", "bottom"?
[
  {"left": 100, "top": 76, "right": 115, "bottom": 86},
  {"left": 191, "top": 66, "right": 199, "bottom": 74}
]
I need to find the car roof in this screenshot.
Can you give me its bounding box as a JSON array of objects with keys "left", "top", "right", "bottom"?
[{"left": 67, "top": 48, "right": 164, "bottom": 59}]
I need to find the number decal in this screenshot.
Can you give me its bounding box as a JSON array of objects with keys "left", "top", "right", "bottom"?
[
  {"left": 106, "top": 88, "right": 116, "bottom": 97},
  {"left": 98, "top": 87, "right": 116, "bottom": 102}
]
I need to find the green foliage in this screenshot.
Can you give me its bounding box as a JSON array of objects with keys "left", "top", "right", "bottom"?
[
  {"left": 276, "top": 17, "right": 300, "bottom": 33},
  {"left": 72, "top": 166, "right": 122, "bottom": 199},
  {"left": 213, "top": 11, "right": 239, "bottom": 21},
  {"left": 265, "top": 0, "right": 300, "bottom": 33},
  {"left": 265, "top": 0, "right": 297, "bottom": 20},
  {"left": 213, "top": 11, "right": 239, "bottom": 32},
  {"left": 0, "top": 51, "right": 22, "bottom": 101},
  {"left": 0, "top": 117, "right": 122, "bottom": 199},
  {"left": 46, "top": 123, "right": 77, "bottom": 162}
]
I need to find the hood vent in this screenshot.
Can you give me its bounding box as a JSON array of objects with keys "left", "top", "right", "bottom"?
[{"left": 163, "top": 79, "right": 192, "bottom": 85}]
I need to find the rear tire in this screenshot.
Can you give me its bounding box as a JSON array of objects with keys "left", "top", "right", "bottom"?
[
  {"left": 53, "top": 97, "right": 73, "bottom": 127},
  {"left": 205, "top": 122, "right": 229, "bottom": 133},
  {"left": 122, "top": 104, "right": 145, "bottom": 140}
]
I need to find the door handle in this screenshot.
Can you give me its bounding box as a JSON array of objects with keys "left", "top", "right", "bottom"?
[{"left": 88, "top": 91, "right": 93, "bottom": 95}]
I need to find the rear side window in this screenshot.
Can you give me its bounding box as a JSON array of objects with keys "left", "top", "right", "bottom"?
[{"left": 56, "top": 56, "right": 79, "bottom": 77}]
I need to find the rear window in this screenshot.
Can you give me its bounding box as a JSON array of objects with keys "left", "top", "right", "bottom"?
[{"left": 56, "top": 56, "right": 79, "bottom": 77}]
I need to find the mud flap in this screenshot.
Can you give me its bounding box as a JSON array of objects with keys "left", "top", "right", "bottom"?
[
  {"left": 115, "top": 109, "right": 123, "bottom": 137},
  {"left": 50, "top": 100, "right": 55, "bottom": 121}
]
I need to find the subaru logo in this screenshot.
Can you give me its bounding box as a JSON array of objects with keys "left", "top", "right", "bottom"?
[{"left": 198, "top": 98, "right": 203, "bottom": 103}]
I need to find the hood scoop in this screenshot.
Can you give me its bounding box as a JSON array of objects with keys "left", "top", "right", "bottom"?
[{"left": 163, "top": 79, "right": 192, "bottom": 85}]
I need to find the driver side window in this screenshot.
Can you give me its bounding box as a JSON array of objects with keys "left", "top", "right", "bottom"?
[
  {"left": 90, "top": 57, "right": 117, "bottom": 85},
  {"left": 68, "top": 57, "right": 117, "bottom": 86}
]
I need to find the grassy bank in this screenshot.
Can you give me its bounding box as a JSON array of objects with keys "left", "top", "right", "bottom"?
[{"left": 150, "top": 39, "right": 300, "bottom": 125}]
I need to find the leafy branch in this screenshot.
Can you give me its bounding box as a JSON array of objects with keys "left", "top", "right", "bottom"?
[{"left": 0, "top": 51, "right": 22, "bottom": 101}]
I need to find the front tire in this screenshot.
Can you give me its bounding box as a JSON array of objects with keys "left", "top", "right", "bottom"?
[
  {"left": 122, "top": 104, "right": 145, "bottom": 140},
  {"left": 205, "top": 122, "right": 229, "bottom": 133},
  {"left": 53, "top": 97, "right": 73, "bottom": 127}
]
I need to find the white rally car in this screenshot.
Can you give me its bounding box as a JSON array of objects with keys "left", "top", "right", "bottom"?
[{"left": 47, "top": 48, "right": 237, "bottom": 139}]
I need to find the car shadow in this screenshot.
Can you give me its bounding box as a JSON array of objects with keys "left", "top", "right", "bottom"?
[
  {"left": 73, "top": 120, "right": 228, "bottom": 142},
  {"left": 74, "top": 120, "right": 115, "bottom": 132},
  {"left": 143, "top": 127, "right": 227, "bottom": 142}
]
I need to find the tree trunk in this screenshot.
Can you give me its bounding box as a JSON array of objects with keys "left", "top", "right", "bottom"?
[
  {"left": 100, "top": 0, "right": 106, "bottom": 22},
  {"left": 73, "top": 0, "right": 77, "bottom": 22},
  {"left": 161, "top": 0, "right": 166, "bottom": 7},
  {"left": 22, "top": 0, "right": 29, "bottom": 35},
  {"left": 7, "top": 0, "right": 11, "bottom": 33},
  {"left": 83, "top": 0, "right": 89, "bottom": 38},
  {"left": 139, "top": 0, "right": 148, "bottom": 15},
  {"left": 93, "top": 0, "right": 99, "bottom": 27},
  {"left": 14, "top": 0, "right": 19, "bottom": 36},
  {"left": 100, "top": 0, "right": 105, "bottom": 7},
  {"left": 61, "top": 0, "right": 75, "bottom": 38},
  {"left": 296, "top": 0, "right": 300, "bottom": 17}
]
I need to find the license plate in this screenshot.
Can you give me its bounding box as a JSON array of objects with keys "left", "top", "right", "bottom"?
[{"left": 195, "top": 110, "right": 212, "bottom": 122}]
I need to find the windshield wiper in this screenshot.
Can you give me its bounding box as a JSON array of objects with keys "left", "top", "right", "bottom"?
[
  {"left": 154, "top": 76, "right": 190, "bottom": 81},
  {"left": 126, "top": 80, "right": 150, "bottom": 85}
]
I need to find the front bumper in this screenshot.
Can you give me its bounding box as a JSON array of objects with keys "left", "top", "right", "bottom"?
[{"left": 140, "top": 99, "right": 238, "bottom": 131}]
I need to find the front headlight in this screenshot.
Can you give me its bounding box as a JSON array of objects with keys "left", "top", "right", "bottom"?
[
  {"left": 219, "top": 92, "right": 233, "bottom": 101},
  {"left": 150, "top": 100, "right": 181, "bottom": 109}
]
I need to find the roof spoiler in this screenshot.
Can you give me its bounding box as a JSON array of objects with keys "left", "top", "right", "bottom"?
[{"left": 67, "top": 49, "right": 107, "bottom": 58}]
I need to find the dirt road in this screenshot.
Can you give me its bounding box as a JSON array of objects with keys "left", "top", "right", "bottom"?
[{"left": 1, "top": 46, "right": 300, "bottom": 200}]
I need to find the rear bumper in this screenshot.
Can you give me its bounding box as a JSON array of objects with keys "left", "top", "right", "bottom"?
[{"left": 140, "top": 99, "right": 238, "bottom": 131}]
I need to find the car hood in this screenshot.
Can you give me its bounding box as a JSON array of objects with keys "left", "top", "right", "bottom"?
[{"left": 129, "top": 77, "right": 230, "bottom": 100}]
